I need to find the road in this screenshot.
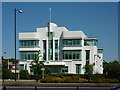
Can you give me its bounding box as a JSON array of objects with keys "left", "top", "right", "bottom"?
[{"left": 1, "top": 87, "right": 112, "bottom": 90}]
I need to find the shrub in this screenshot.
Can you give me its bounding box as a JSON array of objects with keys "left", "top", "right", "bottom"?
[
  {"left": 77, "top": 78, "right": 89, "bottom": 83},
  {"left": 20, "top": 70, "right": 30, "bottom": 79},
  {"left": 29, "top": 75, "right": 36, "bottom": 79},
  {"left": 56, "top": 73, "right": 69, "bottom": 77},
  {"left": 40, "top": 76, "right": 64, "bottom": 83},
  {"left": 40, "top": 75, "right": 120, "bottom": 83},
  {"left": 92, "top": 78, "right": 120, "bottom": 83},
  {"left": 51, "top": 77, "right": 64, "bottom": 83},
  {"left": 62, "top": 77, "right": 77, "bottom": 83},
  {"left": 3, "top": 69, "right": 14, "bottom": 79}
]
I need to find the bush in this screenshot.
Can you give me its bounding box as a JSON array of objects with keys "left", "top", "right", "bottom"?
[
  {"left": 104, "top": 61, "right": 120, "bottom": 79},
  {"left": 40, "top": 74, "right": 120, "bottom": 83},
  {"left": 91, "top": 78, "right": 120, "bottom": 83},
  {"left": 56, "top": 73, "right": 69, "bottom": 77},
  {"left": 51, "top": 77, "right": 64, "bottom": 83},
  {"left": 40, "top": 76, "right": 64, "bottom": 83},
  {"left": 41, "top": 76, "right": 89, "bottom": 83},
  {"left": 3, "top": 69, "right": 14, "bottom": 79},
  {"left": 20, "top": 70, "right": 30, "bottom": 79},
  {"left": 44, "top": 66, "right": 51, "bottom": 75},
  {"left": 77, "top": 78, "right": 89, "bottom": 83},
  {"left": 62, "top": 77, "right": 76, "bottom": 83},
  {"left": 29, "top": 75, "right": 36, "bottom": 79}
]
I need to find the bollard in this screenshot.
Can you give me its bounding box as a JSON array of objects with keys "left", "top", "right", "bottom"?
[
  {"left": 77, "top": 86, "right": 78, "bottom": 90},
  {"left": 35, "top": 86, "right": 37, "bottom": 90},
  {"left": 3, "top": 86, "right": 6, "bottom": 90}
]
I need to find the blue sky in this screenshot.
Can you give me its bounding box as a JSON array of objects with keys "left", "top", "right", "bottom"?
[{"left": 2, "top": 2, "right": 118, "bottom": 62}]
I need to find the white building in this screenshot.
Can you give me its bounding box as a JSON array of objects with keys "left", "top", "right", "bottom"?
[{"left": 19, "top": 22, "right": 103, "bottom": 74}]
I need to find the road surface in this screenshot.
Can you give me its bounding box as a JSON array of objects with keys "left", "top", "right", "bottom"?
[{"left": 2, "top": 87, "right": 112, "bottom": 90}]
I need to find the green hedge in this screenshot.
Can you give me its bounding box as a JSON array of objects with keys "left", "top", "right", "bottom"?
[{"left": 40, "top": 75, "right": 120, "bottom": 83}]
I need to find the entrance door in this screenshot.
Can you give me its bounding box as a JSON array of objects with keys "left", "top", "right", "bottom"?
[{"left": 76, "top": 64, "right": 81, "bottom": 74}]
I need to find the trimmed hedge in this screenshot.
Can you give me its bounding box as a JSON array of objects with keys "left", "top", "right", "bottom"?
[
  {"left": 40, "top": 76, "right": 120, "bottom": 83},
  {"left": 40, "top": 76, "right": 89, "bottom": 83},
  {"left": 20, "top": 70, "right": 30, "bottom": 79}
]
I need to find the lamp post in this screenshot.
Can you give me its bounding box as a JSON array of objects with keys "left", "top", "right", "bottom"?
[
  {"left": 14, "top": 8, "right": 22, "bottom": 81},
  {"left": 41, "top": 67, "right": 45, "bottom": 79},
  {"left": 2, "top": 56, "right": 4, "bottom": 82}
]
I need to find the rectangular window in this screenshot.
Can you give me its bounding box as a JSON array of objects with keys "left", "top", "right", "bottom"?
[
  {"left": 62, "top": 66, "right": 68, "bottom": 73},
  {"left": 19, "top": 51, "right": 38, "bottom": 60},
  {"left": 55, "top": 40, "right": 58, "bottom": 49},
  {"left": 76, "top": 64, "right": 81, "bottom": 74},
  {"left": 30, "top": 66, "right": 33, "bottom": 73},
  {"left": 63, "top": 39, "right": 82, "bottom": 46},
  {"left": 43, "top": 40, "right": 46, "bottom": 60},
  {"left": 19, "top": 40, "right": 39, "bottom": 47},
  {"left": 19, "top": 64, "right": 24, "bottom": 70},
  {"left": 69, "top": 51, "right": 72, "bottom": 59},
  {"left": 84, "top": 40, "right": 97, "bottom": 46},
  {"left": 48, "top": 40, "right": 53, "bottom": 60},
  {"left": 63, "top": 51, "right": 82, "bottom": 60},
  {"left": 86, "top": 50, "right": 90, "bottom": 64},
  {"left": 98, "top": 49, "right": 103, "bottom": 53},
  {"left": 55, "top": 40, "right": 58, "bottom": 60},
  {"left": 51, "top": 66, "right": 62, "bottom": 73}
]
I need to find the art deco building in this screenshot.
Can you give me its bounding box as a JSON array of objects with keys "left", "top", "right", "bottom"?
[{"left": 19, "top": 22, "right": 103, "bottom": 74}]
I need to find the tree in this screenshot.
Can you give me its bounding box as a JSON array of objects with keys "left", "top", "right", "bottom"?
[
  {"left": 31, "top": 51, "right": 45, "bottom": 81},
  {"left": 20, "top": 70, "right": 30, "bottom": 79},
  {"left": 3, "top": 59, "right": 8, "bottom": 69},
  {"left": 103, "top": 61, "right": 120, "bottom": 79},
  {"left": 3, "top": 69, "right": 14, "bottom": 79},
  {"left": 2, "top": 59, "right": 14, "bottom": 79},
  {"left": 83, "top": 64, "right": 93, "bottom": 74}
]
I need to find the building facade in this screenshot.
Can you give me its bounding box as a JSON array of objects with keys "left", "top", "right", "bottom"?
[{"left": 19, "top": 22, "right": 103, "bottom": 74}]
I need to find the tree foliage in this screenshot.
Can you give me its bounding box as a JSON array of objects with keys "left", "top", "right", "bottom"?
[
  {"left": 83, "top": 64, "right": 93, "bottom": 74},
  {"left": 103, "top": 61, "right": 120, "bottom": 79},
  {"left": 3, "top": 69, "right": 14, "bottom": 79},
  {"left": 3, "top": 60, "right": 8, "bottom": 69},
  {"left": 31, "top": 51, "right": 47, "bottom": 81},
  {"left": 20, "top": 69, "right": 30, "bottom": 79}
]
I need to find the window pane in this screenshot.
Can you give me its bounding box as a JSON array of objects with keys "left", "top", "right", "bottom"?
[
  {"left": 65, "top": 51, "right": 68, "bottom": 59},
  {"left": 19, "top": 40, "right": 39, "bottom": 47},
  {"left": 84, "top": 40, "right": 97, "bottom": 46},
  {"left": 63, "top": 51, "right": 82, "bottom": 60},
  {"left": 69, "top": 51, "right": 72, "bottom": 59},
  {"left": 63, "top": 39, "right": 81, "bottom": 46},
  {"left": 73, "top": 52, "right": 76, "bottom": 59},
  {"left": 76, "top": 64, "right": 81, "bottom": 74},
  {"left": 19, "top": 51, "right": 39, "bottom": 60}
]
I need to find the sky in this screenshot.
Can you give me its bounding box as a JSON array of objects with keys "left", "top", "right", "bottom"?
[{"left": 2, "top": 2, "right": 118, "bottom": 62}]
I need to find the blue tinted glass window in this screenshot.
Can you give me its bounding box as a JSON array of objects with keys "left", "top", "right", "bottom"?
[
  {"left": 19, "top": 40, "right": 39, "bottom": 47},
  {"left": 63, "top": 39, "right": 82, "bottom": 46},
  {"left": 63, "top": 51, "right": 82, "bottom": 60}
]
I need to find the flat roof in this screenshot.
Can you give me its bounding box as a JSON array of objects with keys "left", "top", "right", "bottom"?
[{"left": 98, "top": 48, "right": 103, "bottom": 50}]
